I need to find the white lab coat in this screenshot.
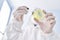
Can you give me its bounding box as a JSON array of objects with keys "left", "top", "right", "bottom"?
[{"left": 2, "top": 16, "right": 60, "bottom": 40}]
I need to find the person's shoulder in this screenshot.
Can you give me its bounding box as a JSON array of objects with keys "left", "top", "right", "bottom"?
[
  {"left": 55, "top": 33, "right": 60, "bottom": 40},
  {"left": 50, "top": 32, "right": 60, "bottom": 40}
]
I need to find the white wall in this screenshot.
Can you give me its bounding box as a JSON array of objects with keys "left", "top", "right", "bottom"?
[{"left": 10, "top": 0, "right": 60, "bottom": 10}]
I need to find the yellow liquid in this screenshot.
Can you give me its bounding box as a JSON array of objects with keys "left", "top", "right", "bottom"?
[{"left": 33, "top": 9, "right": 45, "bottom": 21}]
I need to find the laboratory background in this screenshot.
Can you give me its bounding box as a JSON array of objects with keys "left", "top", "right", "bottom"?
[{"left": 0, "top": 0, "right": 60, "bottom": 40}]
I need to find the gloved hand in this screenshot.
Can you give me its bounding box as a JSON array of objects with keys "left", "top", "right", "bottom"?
[
  {"left": 13, "top": 6, "right": 29, "bottom": 22},
  {"left": 34, "top": 10, "right": 56, "bottom": 34}
]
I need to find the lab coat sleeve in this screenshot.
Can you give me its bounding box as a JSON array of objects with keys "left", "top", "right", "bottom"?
[
  {"left": 40, "top": 30, "right": 60, "bottom": 40},
  {"left": 5, "top": 22, "right": 23, "bottom": 40}
]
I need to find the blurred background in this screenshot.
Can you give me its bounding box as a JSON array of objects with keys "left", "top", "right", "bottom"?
[{"left": 0, "top": 0, "right": 60, "bottom": 40}]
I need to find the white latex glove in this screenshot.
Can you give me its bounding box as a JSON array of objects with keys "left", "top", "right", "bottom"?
[
  {"left": 34, "top": 10, "right": 56, "bottom": 34},
  {"left": 13, "top": 6, "right": 29, "bottom": 22}
]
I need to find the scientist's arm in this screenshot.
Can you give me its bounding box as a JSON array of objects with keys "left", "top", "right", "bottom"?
[
  {"left": 5, "top": 6, "right": 29, "bottom": 40},
  {"left": 34, "top": 10, "right": 60, "bottom": 40}
]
